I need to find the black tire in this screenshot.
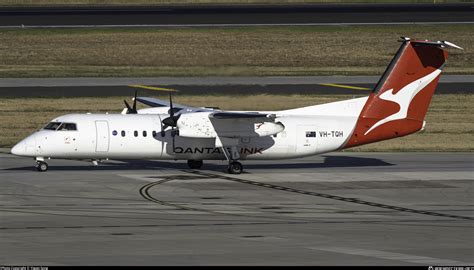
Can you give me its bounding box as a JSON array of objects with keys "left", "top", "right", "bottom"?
[
  {"left": 36, "top": 161, "right": 48, "bottom": 172},
  {"left": 227, "top": 161, "right": 243, "bottom": 174},
  {"left": 187, "top": 160, "right": 203, "bottom": 169}
]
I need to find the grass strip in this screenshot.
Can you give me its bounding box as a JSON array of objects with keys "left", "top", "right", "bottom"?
[{"left": 0, "top": 25, "right": 472, "bottom": 77}]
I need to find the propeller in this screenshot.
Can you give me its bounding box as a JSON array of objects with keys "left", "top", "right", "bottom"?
[
  {"left": 160, "top": 93, "right": 181, "bottom": 150},
  {"left": 123, "top": 90, "right": 138, "bottom": 114}
]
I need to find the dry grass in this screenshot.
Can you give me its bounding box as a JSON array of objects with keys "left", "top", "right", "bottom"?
[
  {"left": 1, "top": 94, "right": 472, "bottom": 151},
  {"left": 0, "top": 25, "right": 472, "bottom": 77}
]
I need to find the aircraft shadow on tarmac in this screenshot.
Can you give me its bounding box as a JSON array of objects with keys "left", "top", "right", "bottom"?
[{"left": 5, "top": 155, "right": 393, "bottom": 172}]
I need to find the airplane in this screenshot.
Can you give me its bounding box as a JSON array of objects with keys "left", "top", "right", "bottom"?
[{"left": 11, "top": 37, "right": 462, "bottom": 174}]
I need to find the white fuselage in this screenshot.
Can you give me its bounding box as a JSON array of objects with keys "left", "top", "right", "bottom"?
[{"left": 11, "top": 97, "right": 368, "bottom": 161}]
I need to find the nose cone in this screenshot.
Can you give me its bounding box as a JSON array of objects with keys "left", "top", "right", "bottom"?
[
  {"left": 11, "top": 135, "right": 36, "bottom": 156},
  {"left": 11, "top": 141, "right": 25, "bottom": 156}
]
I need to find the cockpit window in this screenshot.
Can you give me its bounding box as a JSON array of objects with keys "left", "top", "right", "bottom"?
[
  {"left": 44, "top": 122, "right": 62, "bottom": 130},
  {"left": 58, "top": 123, "right": 77, "bottom": 131},
  {"left": 43, "top": 122, "right": 77, "bottom": 131}
]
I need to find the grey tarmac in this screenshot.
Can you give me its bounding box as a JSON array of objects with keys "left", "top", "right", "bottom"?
[
  {"left": 0, "top": 4, "right": 472, "bottom": 28},
  {"left": 0, "top": 152, "right": 472, "bottom": 265},
  {"left": 1, "top": 75, "right": 473, "bottom": 87}
]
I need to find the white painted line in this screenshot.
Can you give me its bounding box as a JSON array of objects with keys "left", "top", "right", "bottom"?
[
  {"left": 1, "top": 21, "right": 473, "bottom": 29},
  {"left": 308, "top": 246, "right": 473, "bottom": 265}
]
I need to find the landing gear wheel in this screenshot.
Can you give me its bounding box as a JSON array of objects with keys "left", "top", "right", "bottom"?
[
  {"left": 36, "top": 161, "right": 48, "bottom": 172},
  {"left": 227, "top": 161, "right": 243, "bottom": 174},
  {"left": 187, "top": 160, "right": 203, "bottom": 169}
]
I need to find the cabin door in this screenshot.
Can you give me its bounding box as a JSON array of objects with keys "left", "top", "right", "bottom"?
[{"left": 95, "top": 120, "right": 110, "bottom": 152}]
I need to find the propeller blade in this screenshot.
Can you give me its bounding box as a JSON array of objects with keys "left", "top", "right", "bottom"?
[
  {"left": 124, "top": 91, "right": 138, "bottom": 114},
  {"left": 162, "top": 117, "right": 175, "bottom": 127},
  {"left": 168, "top": 92, "right": 174, "bottom": 116},
  {"left": 160, "top": 125, "right": 166, "bottom": 137},
  {"left": 161, "top": 92, "right": 181, "bottom": 142},
  {"left": 132, "top": 90, "right": 137, "bottom": 112},
  {"left": 162, "top": 92, "right": 182, "bottom": 127},
  {"left": 124, "top": 100, "right": 133, "bottom": 113},
  {"left": 172, "top": 127, "right": 175, "bottom": 151}
]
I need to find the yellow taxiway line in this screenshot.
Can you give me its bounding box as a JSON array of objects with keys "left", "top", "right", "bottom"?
[
  {"left": 128, "top": 84, "right": 178, "bottom": 92},
  {"left": 318, "top": 83, "right": 371, "bottom": 91},
  {"left": 128, "top": 83, "right": 370, "bottom": 93}
]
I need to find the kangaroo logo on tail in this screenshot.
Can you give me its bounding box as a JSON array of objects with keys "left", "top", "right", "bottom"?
[
  {"left": 364, "top": 68, "right": 442, "bottom": 135},
  {"left": 343, "top": 37, "right": 463, "bottom": 149}
]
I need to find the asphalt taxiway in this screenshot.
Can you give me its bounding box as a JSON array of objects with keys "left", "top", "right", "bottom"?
[
  {"left": 0, "top": 4, "right": 472, "bottom": 28},
  {"left": 1, "top": 75, "right": 473, "bottom": 97},
  {"left": 0, "top": 152, "right": 472, "bottom": 265}
]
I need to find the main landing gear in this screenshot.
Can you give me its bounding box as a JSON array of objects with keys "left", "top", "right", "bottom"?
[
  {"left": 187, "top": 159, "right": 242, "bottom": 174},
  {"left": 222, "top": 145, "right": 243, "bottom": 174},
  {"left": 187, "top": 160, "right": 203, "bottom": 169},
  {"left": 35, "top": 160, "right": 48, "bottom": 172},
  {"left": 227, "top": 161, "right": 243, "bottom": 174}
]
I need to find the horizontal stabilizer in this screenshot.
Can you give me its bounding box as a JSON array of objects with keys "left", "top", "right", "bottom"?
[{"left": 400, "top": 36, "right": 463, "bottom": 50}]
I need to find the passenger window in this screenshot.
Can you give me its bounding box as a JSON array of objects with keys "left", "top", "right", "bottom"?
[
  {"left": 58, "top": 123, "right": 77, "bottom": 131},
  {"left": 143, "top": 131, "right": 147, "bottom": 137},
  {"left": 44, "top": 122, "right": 61, "bottom": 130},
  {"left": 134, "top": 131, "right": 138, "bottom": 137},
  {"left": 121, "top": 130, "right": 126, "bottom": 137}
]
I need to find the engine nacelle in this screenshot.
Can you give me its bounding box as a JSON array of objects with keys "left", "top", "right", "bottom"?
[
  {"left": 253, "top": 121, "right": 285, "bottom": 137},
  {"left": 138, "top": 107, "right": 171, "bottom": 114},
  {"left": 177, "top": 112, "right": 216, "bottom": 138}
]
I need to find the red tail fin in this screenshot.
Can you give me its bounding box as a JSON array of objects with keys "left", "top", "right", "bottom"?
[{"left": 344, "top": 37, "right": 462, "bottom": 149}]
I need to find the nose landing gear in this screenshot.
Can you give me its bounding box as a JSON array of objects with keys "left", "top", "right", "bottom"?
[
  {"left": 34, "top": 157, "right": 48, "bottom": 172},
  {"left": 35, "top": 161, "right": 48, "bottom": 172}
]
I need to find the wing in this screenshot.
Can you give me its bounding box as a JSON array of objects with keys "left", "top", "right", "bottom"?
[
  {"left": 136, "top": 96, "right": 216, "bottom": 114},
  {"left": 209, "top": 112, "right": 282, "bottom": 138},
  {"left": 176, "top": 111, "right": 283, "bottom": 138},
  {"left": 135, "top": 97, "right": 188, "bottom": 109},
  {"left": 210, "top": 112, "right": 275, "bottom": 119}
]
